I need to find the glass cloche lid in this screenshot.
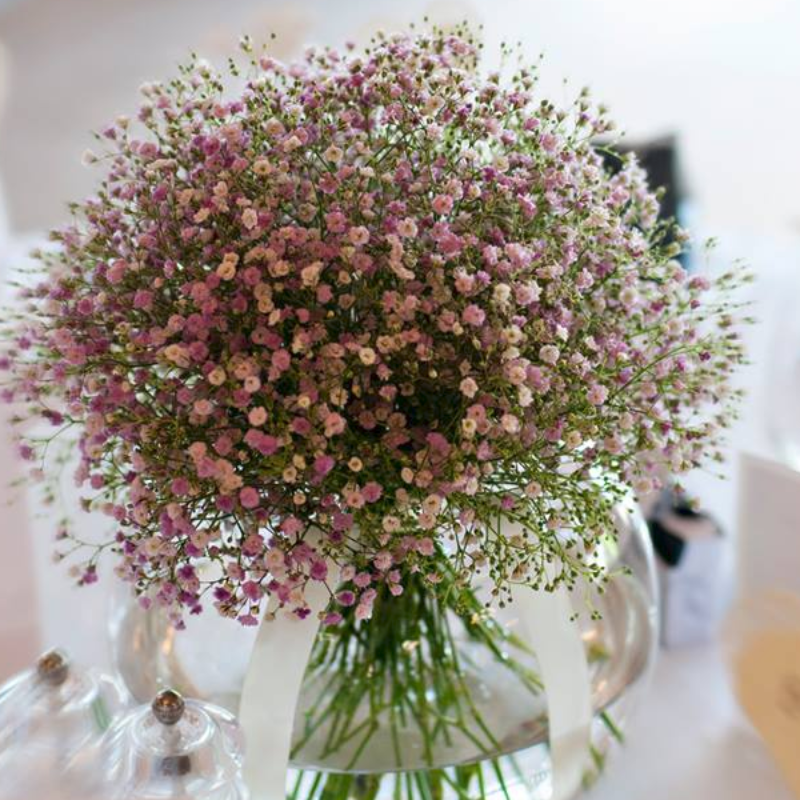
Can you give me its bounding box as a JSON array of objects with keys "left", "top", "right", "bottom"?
[
  {"left": 96, "top": 688, "right": 248, "bottom": 799},
  {"left": 0, "top": 649, "right": 127, "bottom": 799}
]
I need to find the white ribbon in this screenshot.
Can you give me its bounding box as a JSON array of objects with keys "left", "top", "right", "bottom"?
[
  {"left": 239, "top": 570, "right": 338, "bottom": 800},
  {"left": 509, "top": 583, "right": 592, "bottom": 799}
]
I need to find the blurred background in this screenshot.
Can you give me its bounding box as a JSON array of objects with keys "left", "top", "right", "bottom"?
[
  {"left": 0, "top": 1, "right": 799, "bottom": 798},
  {"left": 2, "top": 0, "right": 800, "bottom": 236}
]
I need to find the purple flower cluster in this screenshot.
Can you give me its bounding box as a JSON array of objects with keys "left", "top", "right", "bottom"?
[{"left": 1, "top": 27, "right": 747, "bottom": 625}]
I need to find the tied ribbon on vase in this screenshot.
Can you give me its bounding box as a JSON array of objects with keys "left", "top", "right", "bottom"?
[
  {"left": 238, "top": 532, "right": 592, "bottom": 800},
  {"left": 508, "top": 584, "right": 593, "bottom": 800},
  {"left": 239, "top": 565, "right": 341, "bottom": 800}
]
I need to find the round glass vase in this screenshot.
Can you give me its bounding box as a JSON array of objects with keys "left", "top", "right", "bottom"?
[{"left": 110, "top": 504, "right": 657, "bottom": 800}]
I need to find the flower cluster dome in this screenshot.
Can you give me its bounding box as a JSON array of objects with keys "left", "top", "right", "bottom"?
[{"left": 1, "top": 26, "right": 746, "bottom": 625}]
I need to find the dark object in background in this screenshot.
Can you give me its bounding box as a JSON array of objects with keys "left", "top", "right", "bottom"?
[
  {"left": 648, "top": 487, "right": 714, "bottom": 568},
  {"left": 599, "top": 136, "right": 690, "bottom": 266},
  {"left": 649, "top": 517, "right": 685, "bottom": 568},
  {"left": 647, "top": 487, "right": 726, "bottom": 647}
]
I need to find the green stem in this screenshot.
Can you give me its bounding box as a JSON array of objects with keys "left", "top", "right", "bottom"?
[{"left": 284, "top": 561, "right": 620, "bottom": 800}]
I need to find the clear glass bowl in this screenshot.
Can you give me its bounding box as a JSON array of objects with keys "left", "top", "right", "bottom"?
[{"left": 110, "top": 503, "right": 657, "bottom": 800}]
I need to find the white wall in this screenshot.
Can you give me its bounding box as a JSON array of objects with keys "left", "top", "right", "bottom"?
[{"left": 0, "top": 0, "right": 798, "bottom": 236}]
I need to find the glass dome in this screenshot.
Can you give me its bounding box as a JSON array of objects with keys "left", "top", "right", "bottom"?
[
  {"left": 0, "top": 650, "right": 127, "bottom": 800},
  {"left": 84, "top": 689, "right": 247, "bottom": 800}
]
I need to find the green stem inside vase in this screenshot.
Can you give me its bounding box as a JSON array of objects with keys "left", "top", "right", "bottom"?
[
  {"left": 287, "top": 570, "right": 552, "bottom": 800},
  {"left": 280, "top": 557, "right": 628, "bottom": 800}
]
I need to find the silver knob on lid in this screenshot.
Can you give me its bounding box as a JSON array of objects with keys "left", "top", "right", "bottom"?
[
  {"left": 36, "top": 649, "right": 70, "bottom": 687},
  {"left": 96, "top": 686, "right": 247, "bottom": 795},
  {"left": 151, "top": 690, "right": 191, "bottom": 777},
  {"left": 151, "top": 689, "right": 185, "bottom": 726}
]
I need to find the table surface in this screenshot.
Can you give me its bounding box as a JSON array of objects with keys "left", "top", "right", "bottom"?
[
  {"left": 1, "top": 233, "right": 799, "bottom": 799},
  {"left": 588, "top": 645, "right": 794, "bottom": 800}
]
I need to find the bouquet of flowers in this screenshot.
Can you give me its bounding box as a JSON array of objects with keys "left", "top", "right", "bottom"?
[{"left": 1, "top": 23, "right": 747, "bottom": 800}]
